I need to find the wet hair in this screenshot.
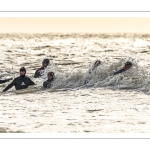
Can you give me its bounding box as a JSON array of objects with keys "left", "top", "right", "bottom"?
[
  {"left": 94, "top": 60, "right": 101, "bottom": 65},
  {"left": 47, "top": 72, "right": 55, "bottom": 78},
  {"left": 20, "top": 67, "right": 26, "bottom": 73},
  {"left": 125, "top": 61, "right": 132, "bottom": 67},
  {"left": 42, "top": 59, "right": 50, "bottom": 66}
]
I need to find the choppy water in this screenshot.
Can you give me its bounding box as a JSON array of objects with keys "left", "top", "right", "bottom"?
[{"left": 0, "top": 33, "right": 150, "bottom": 133}]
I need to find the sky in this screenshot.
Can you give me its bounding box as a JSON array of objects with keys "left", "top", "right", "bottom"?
[{"left": 0, "top": 17, "right": 150, "bottom": 33}]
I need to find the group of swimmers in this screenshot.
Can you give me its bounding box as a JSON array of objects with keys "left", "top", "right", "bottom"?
[
  {"left": 84, "top": 60, "right": 132, "bottom": 84},
  {"left": 1, "top": 59, "right": 55, "bottom": 92},
  {"left": 0, "top": 58, "right": 132, "bottom": 92}
]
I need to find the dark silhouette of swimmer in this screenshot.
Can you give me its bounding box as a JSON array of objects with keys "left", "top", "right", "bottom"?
[
  {"left": 43, "top": 72, "right": 55, "bottom": 88},
  {"left": 114, "top": 61, "right": 132, "bottom": 75},
  {"left": 84, "top": 60, "right": 101, "bottom": 85},
  {"left": 34, "top": 59, "right": 50, "bottom": 78},
  {"left": 3, "top": 67, "right": 35, "bottom": 92}
]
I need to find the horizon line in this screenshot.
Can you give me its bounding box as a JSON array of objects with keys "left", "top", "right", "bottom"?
[{"left": 0, "top": 32, "right": 150, "bottom": 34}]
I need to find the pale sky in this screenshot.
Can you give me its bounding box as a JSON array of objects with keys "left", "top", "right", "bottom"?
[{"left": 0, "top": 18, "right": 150, "bottom": 33}]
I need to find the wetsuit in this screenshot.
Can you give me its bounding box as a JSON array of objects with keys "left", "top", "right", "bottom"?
[
  {"left": 114, "top": 69, "right": 125, "bottom": 75},
  {"left": 34, "top": 67, "right": 45, "bottom": 78},
  {"left": 43, "top": 80, "right": 53, "bottom": 88},
  {"left": 0, "top": 78, "right": 12, "bottom": 84},
  {"left": 3, "top": 76, "right": 35, "bottom": 92}
]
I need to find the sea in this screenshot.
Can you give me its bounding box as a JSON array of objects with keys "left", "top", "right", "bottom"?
[{"left": 0, "top": 33, "right": 150, "bottom": 133}]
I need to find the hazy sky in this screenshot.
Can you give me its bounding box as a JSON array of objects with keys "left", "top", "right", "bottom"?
[{"left": 0, "top": 17, "right": 150, "bottom": 33}]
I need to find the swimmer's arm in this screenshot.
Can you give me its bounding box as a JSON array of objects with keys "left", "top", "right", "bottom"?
[
  {"left": 43, "top": 81, "right": 47, "bottom": 88},
  {"left": 3, "top": 79, "right": 16, "bottom": 92},
  {"left": 34, "top": 69, "right": 40, "bottom": 78},
  {"left": 29, "top": 79, "right": 35, "bottom": 85}
]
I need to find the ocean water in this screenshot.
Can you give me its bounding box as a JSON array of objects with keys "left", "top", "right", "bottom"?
[{"left": 0, "top": 33, "right": 150, "bottom": 133}]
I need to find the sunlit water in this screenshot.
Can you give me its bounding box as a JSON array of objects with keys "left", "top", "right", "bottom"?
[{"left": 0, "top": 33, "right": 150, "bottom": 133}]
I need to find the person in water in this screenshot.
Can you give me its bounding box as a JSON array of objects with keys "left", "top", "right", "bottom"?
[
  {"left": 114, "top": 61, "right": 132, "bottom": 75},
  {"left": 3, "top": 67, "right": 35, "bottom": 92},
  {"left": 0, "top": 78, "right": 12, "bottom": 84},
  {"left": 90, "top": 60, "right": 101, "bottom": 73},
  {"left": 84, "top": 60, "right": 101, "bottom": 85},
  {"left": 34, "top": 58, "right": 50, "bottom": 78},
  {"left": 43, "top": 72, "right": 55, "bottom": 88}
]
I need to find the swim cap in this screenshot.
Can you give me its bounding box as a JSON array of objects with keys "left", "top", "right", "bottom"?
[
  {"left": 43, "top": 59, "right": 50, "bottom": 66},
  {"left": 47, "top": 72, "right": 55, "bottom": 78},
  {"left": 20, "top": 67, "right": 26, "bottom": 73},
  {"left": 125, "top": 61, "right": 132, "bottom": 66},
  {"left": 94, "top": 60, "right": 101, "bottom": 65}
]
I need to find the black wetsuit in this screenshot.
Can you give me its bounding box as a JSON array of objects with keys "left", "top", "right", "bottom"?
[
  {"left": 43, "top": 80, "right": 53, "bottom": 88},
  {"left": 3, "top": 76, "right": 35, "bottom": 92},
  {"left": 0, "top": 78, "right": 12, "bottom": 84},
  {"left": 114, "top": 69, "right": 125, "bottom": 75},
  {"left": 34, "top": 67, "right": 45, "bottom": 78}
]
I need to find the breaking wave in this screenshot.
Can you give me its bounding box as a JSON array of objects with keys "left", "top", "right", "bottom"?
[
  {"left": 26, "top": 57, "right": 150, "bottom": 95},
  {"left": 1, "top": 33, "right": 150, "bottom": 95}
]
